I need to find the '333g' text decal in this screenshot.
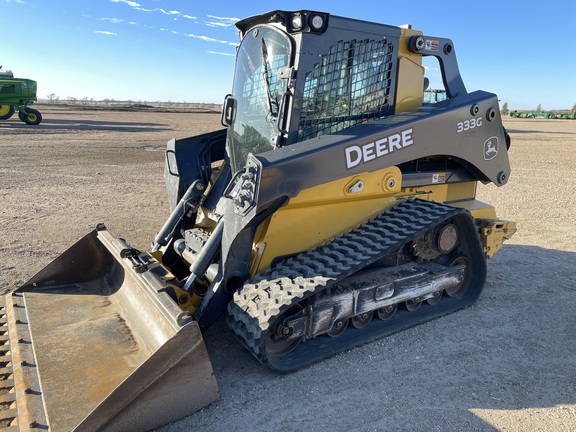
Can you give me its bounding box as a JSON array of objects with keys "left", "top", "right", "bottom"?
[{"left": 456, "top": 117, "right": 483, "bottom": 133}]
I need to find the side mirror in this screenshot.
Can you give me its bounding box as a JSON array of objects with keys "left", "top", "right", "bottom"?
[{"left": 220, "top": 94, "right": 237, "bottom": 127}]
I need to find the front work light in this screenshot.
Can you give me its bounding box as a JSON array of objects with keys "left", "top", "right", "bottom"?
[
  {"left": 291, "top": 13, "right": 303, "bottom": 31},
  {"left": 310, "top": 14, "right": 324, "bottom": 31}
]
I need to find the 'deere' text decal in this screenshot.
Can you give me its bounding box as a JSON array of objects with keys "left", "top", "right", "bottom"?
[{"left": 345, "top": 128, "right": 414, "bottom": 169}]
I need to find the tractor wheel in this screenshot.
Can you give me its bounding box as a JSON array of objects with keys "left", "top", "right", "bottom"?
[
  {"left": 0, "top": 105, "right": 15, "bottom": 120},
  {"left": 18, "top": 108, "right": 42, "bottom": 125}
]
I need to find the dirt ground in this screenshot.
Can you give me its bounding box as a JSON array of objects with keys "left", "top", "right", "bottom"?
[{"left": 1, "top": 107, "right": 575, "bottom": 431}]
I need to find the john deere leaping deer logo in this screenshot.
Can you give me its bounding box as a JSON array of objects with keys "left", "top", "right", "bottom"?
[{"left": 483, "top": 136, "right": 499, "bottom": 160}]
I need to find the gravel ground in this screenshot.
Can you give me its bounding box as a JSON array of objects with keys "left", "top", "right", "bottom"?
[{"left": 1, "top": 108, "right": 575, "bottom": 431}]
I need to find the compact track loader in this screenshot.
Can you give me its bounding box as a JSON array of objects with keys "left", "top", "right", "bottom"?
[{"left": 1, "top": 10, "right": 515, "bottom": 431}]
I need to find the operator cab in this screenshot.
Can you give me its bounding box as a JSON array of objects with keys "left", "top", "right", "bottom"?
[{"left": 221, "top": 10, "right": 401, "bottom": 174}]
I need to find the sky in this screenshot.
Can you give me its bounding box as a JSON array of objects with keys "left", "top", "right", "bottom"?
[{"left": 2, "top": 1, "right": 575, "bottom": 110}]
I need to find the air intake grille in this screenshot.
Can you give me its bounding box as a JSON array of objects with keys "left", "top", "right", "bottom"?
[{"left": 298, "top": 38, "right": 396, "bottom": 142}]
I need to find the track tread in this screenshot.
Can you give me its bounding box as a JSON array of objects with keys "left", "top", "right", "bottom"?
[{"left": 226, "top": 198, "right": 467, "bottom": 369}]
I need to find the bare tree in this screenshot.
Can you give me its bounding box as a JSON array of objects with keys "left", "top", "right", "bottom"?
[{"left": 47, "top": 93, "right": 60, "bottom": 104}]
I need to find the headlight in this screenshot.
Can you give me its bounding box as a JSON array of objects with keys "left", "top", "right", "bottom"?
[
  {"left": 309, "top": 14, "right": 324, "bottom": 31},
  {"left": 291, "top": 13, "right": 303, "bottom": 31},
  {"left": 288, "top": 11, "right": 328, "bottom": 34}
]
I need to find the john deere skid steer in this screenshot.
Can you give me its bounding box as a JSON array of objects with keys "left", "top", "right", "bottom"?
[{"left": 1, "top": 10, "right": 515, "bottom": 431}]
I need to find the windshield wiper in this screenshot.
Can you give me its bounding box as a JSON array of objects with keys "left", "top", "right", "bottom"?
[{"left": 261, "top": 39, "right": 278, "bottom": 118}]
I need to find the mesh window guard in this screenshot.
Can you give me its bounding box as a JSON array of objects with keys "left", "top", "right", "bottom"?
[{"left": 298, "top": 38, "right": 395, "bottom": 142}]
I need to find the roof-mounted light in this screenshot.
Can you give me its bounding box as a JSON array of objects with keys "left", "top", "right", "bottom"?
[
  {"left": 309, "top": 14, "right": 325, "bottom": 31},
  {"left": 291, "top": 13, "right": 303, "bottom": 31},
  {"left": 235, "top": 11, "right": 329, "bottom": 36},
  {"left": 288, "top": 11, "right": 328, "bottom": 34}
]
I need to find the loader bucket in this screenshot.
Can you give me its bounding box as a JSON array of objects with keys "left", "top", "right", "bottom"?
[{"left": 0, "top": 225, "right": 219, "bottom": 431}]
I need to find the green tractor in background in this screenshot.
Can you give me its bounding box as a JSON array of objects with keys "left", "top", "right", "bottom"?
[{"left": 0, "top": 67, "right": 42, "bottom": 125}]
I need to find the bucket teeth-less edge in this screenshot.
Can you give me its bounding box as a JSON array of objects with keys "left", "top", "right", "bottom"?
[{"left": 1, "top": 294, "right": 48, "bottom": 431}]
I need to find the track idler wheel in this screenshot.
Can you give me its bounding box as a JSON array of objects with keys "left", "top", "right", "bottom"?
[
  {"left": 377, "top": 304, "right": 397, "bottom": 320},
  {"left": 327, "top": 318, "right": 348, "bottom": 337},
  {"left": 351, "top": 311, "right": 373, "bottom": 328},
  {"left": 405, "top": 298, "right": 422, "bottom": 312},
  {"left": 426, "top": 291, "right": 443, "bottom": 305},
  {"left": 265, "top": 304, "right": 303, "bottom": 356},
  {"left": 445, "top": 256, "right": 471, "bottom": 297}
]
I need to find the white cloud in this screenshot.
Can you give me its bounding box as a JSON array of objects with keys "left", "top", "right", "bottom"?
[
  {"left": 100, "top": 17, "right": 124, "bottom": 24},
  {"left": 207, "top": 51, "right": 235, "bottom": 57},
  {"left": 110, "top": 0, "right": 188, "bottom": 19},
  {"left": 205, "top": 21, "right": 230, "bottom": 28},
  {"left": 158, "top": 9, "right": 180, "bottom": 16},
  {"left": 185, "top": 33, "right": 238, "bottom": 46},
  {"left": 110, "top": 0, "right": 140, "bottom": 7},
  {"left": 188, "top": 34, "right": 220, "bottom": 43},
  {"left": 207, "top": 15, "right": 239, "bottom": 24},
  {"left": 95, "top": 31, "right": 117, "bottom": 36},
  {"left": 182, "top": 15, "right": 197, "bottom": 20},
  {"left": 160, "top": 28, "right": 180, "bottom": 35},
  {"left": 205, "top": 15, "right": 239, "bottom": 29},
  {"left": 5, "top": 0, "right": 26, "bottom": 3}
]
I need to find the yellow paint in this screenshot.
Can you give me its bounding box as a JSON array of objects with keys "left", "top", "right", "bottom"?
[
  {"left": 252, "top": 167, "right": 403, "bottom": 275},
  {"left": 249, "top": 171, "right": 513, "bottom": 275},
  {"left": 395, "top": 28, "right": 425, "bottom": 113},
  {"left": 477, "top": 219, "right": 517, "bottom": 258},
  {"left": 453, "top": 200, "right": 498, "bottom": 220},
  {"left": 400, "top": 182, "right": 517, "bottom": 257},
  {"left": 402, "top": 182, "right": 499, "bottom": 220},
  {"left": 397, "top": 182, "right": 476, "bottom": 203}
]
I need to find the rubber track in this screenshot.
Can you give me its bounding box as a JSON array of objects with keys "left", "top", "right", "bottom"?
[{"left": 226, "top": 198, "right": 468, "bottom": 371}]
